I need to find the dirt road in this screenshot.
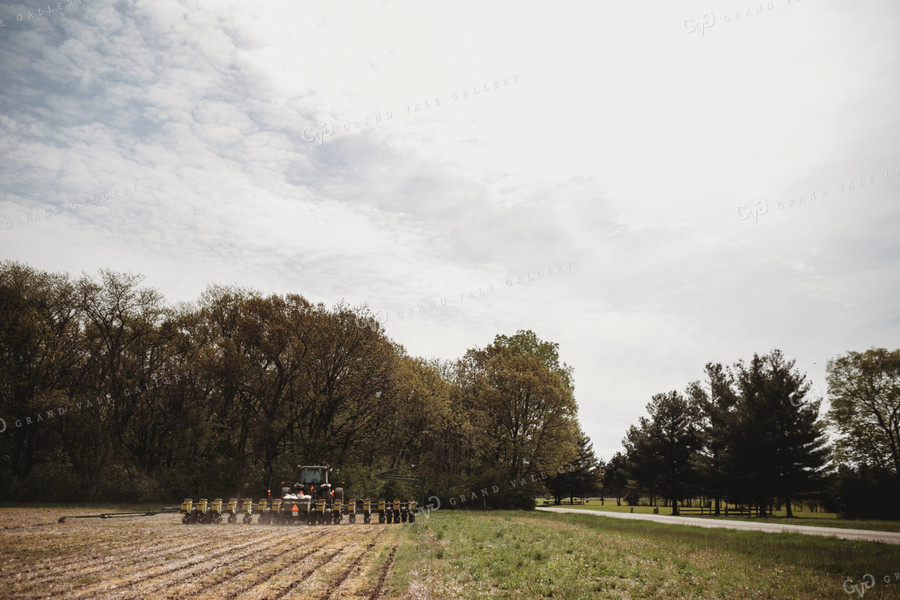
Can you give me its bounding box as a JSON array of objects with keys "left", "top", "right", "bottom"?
[{"left": 0, "top": 508, "right": 402, "bottom": 599}]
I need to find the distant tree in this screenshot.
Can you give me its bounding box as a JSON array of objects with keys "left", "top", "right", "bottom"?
[
  {"left": 602, "top": 452, "right": 628, "bottom": 505},
  {"left": 688, "top": 363, "right": 739, "bottom": 516},
  {"left": 546, "top": 432, "right": 601, "bottom": 503},
  {"left": 825, "top": 464, "right": 900, "bottom": 519},
  {"left": 721, "top": 351, "right": 830, "bottom": 517},
  {"left": 623, "top": 421, "right": 656, "bottom": 505},
  {"left": 826, "top": 349, "right": 900, "bottom": 475},
  {"left": 458, "top": 330, "right": 580, "bottom": 508},
  {"left": 0, "top": 262, "right": 81, "bottom": 490},
  {"left": 826, "top": 348, "right": 900, "bottom": 518},
  {"left": 569, "top": 434, "right": 602, "bottom": 501},
  {"left": 0, "top": 264, "right": 591, "bottom": 506},
  {"left": 75, "top": 270, "right": 170, "bottom": 479},
  {"left": 624, "top": 391, "right": 700, "bottom": 515}
]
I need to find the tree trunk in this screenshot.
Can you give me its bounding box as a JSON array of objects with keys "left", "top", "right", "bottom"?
[{"left": 785, "top": 497, "right": 793, "bottom": 518}]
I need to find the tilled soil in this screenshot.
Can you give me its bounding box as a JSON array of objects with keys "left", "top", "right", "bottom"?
[{"left": 0, "top": 508, "right": 404, "bottom": 599}]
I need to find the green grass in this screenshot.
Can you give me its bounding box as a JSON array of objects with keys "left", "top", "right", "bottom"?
[
  {"left": 392, "top": 510, "right": 900, "bottom": 599},
  {"left": 541, "top": 502, "right": 900, "bottom": 533}
]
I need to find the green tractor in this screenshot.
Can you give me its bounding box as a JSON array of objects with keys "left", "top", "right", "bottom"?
[
  {"left": 262, "top": 464, "right": 347, "bottom": 525},
  {"left": 179, "top": 464, "right": 419, "bottom": 526}
]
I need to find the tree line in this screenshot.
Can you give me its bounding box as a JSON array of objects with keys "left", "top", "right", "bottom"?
[
  {"left": 602, "top": 349, "right": 900, "bottom": 519},
  {"left": 6, "top": 261, "right": 893, "bottom": 517},
  {"left": 0, "top": 262, "right": 588, "bottom": 507}
]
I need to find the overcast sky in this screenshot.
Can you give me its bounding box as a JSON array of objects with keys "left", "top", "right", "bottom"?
[{"left": 1, "top": 0, "right": 898, "bottom": 460}]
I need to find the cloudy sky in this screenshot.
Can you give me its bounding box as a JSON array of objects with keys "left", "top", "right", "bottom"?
[{"left": 1, "top": 0, "right": 898, "bottom": 459}]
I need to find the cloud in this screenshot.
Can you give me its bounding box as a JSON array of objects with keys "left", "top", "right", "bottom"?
[{"left": 1, "top": 0, "right": 899, "bottom": 459}]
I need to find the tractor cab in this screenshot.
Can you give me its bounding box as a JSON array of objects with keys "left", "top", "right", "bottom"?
[{"left": 294, "top": 465, "right": 333, "bottom": 499}]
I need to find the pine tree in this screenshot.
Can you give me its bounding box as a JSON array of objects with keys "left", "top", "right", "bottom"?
[
  {"left": 624, "top": 391, "right": 700, "bottom": 515},
  {"left": 721, "top": 351, "right": 830, "bottom": 516}
]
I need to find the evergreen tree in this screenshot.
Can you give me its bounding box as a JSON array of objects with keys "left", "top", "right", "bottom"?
[
  {"left": 624, "top": 391, "right": 700, "bottom": 515},
  {"left": 546, "top": 432, "right": 601, "bottom": 503},
  {"left": 602, "top": 452, "right": 628, "bottom": 505},
  {"left": 688, "top": 363, "right": 739, "bottom": 515},
  {"left": 721, "top": 351, "right": 830, "bottom": 516}
]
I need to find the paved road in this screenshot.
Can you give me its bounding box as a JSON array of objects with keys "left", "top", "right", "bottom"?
[{"left": 537, "top": 507, "right": 900, "bottom": 545}]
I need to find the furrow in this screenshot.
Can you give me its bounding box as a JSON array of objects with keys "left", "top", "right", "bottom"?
[
  {"left": 367, "top": 545, "right": 397, "bottom": 600},
  {"left": 60, "top": 530, "right": 283, "bottom": 598},
  {"left": 319, "top": 542, "right": 377, "bottom": 600},
  {"left": 265, "top": 549, "right": 346, "bottom": 600},
  {"left": 150, "top": 530, "right": 331, "bottom": 599}
]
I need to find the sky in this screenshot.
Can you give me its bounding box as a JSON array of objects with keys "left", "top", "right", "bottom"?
[{"left": 1, "top": 0, "right": 898, "bottom": 460}]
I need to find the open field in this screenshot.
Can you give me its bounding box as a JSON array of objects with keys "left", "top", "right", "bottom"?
[
  {"left": 540, "top": 501, "right": 900, "bottom": 533},
  {"left": 398, "top": 510, "right": 900, "bottom": 599},
  {"left": 3, "top": 508, "right": 900, "bottom": 599},
  {"left": 0, "top": 508, "right": 402, "bottom": 599}
]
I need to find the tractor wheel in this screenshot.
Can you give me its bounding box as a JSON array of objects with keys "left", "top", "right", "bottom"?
[
  {"left": 401, "top": 511, "right": 408, "bottom": 523},
  {"left": 227, "top": 513, "right": 237, "bottom": 524},
  {"left": 243, "top": 513, "right": 252, "bottom": 525},
  {"left": 364, "top": 514, "right": 371, "bottom": 524},
  {"left": 349, "top": 514, "right": 356, "bottom": 524},
  {"left": 409, "top": 512, "right": 416, "bottom": 523}
]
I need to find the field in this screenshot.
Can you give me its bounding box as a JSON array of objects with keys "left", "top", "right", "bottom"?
[
  {"left": 0, "top": 508, "right": 402, "bottom": 599},
  {"left": 3, "top": 507, "right": 900, "bottom": 599},
  {"left": 395, "top": 511, "right": 900, "bottom": 599}
]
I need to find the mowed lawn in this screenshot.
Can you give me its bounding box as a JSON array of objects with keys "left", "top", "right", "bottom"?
[{"left": 391, "top": 510, "right": 900, "bottom": 599}]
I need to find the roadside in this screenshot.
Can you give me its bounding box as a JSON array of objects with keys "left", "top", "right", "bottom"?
[
  {"left": 537, "top": 506, "right": 900, "bottom": 545},
  {"left": 537, "top": 502, "right": 900, "bottom": 532}
]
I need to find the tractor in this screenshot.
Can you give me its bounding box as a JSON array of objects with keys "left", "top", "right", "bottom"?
[
  {"left": 266, "top": 465, "right": 344, "bottom": 525},
  {"left": 59, "top": 464, "right": 422, "bottom": 526},
  {"left": 178, "top": 464, "right": 419, "bottom": 525}
]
